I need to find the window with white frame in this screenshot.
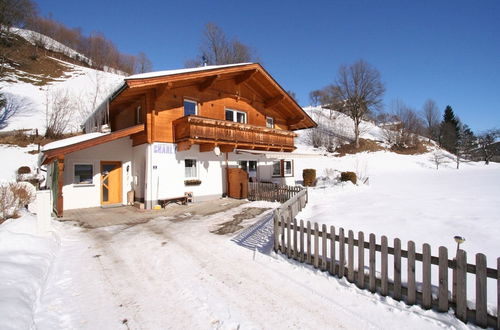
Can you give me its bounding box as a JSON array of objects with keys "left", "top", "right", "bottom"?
[
  {"left": 272, "top": 159, "right": 293, "bottom": 177},
  {"left": 239, "top": 160, "right": 257, "bottom": 177},
  {"left": 184, "top": 159, "right": 197, "bottom": 178},
  {"left": 225, "top": 109, "right": 247, "bottom": 123},
  {"left": 184, "top": 99, "right": 197, "bottom": 116},
  {"left": 266, "top": 116, "right": 274, "bottom": 128},
  {"left": 74, "top": 164, "right": 93, "bottom": 184}
]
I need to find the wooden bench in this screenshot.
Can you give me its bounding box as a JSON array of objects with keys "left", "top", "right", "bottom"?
[{"left": 159, "top": 196, "right": 188, "bottom": 207}]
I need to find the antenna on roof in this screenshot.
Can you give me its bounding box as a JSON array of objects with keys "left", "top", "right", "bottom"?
[{"left": 202, "top": 55, "right": 208, "bottom": 67}]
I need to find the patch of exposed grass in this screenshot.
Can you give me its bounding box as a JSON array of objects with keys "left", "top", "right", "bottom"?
[
  {"left": 335, "top": 138, "right": 384, "bottom": 157},
  {"left": 0, "top": 130, "right": 82, "bottom": 148}
]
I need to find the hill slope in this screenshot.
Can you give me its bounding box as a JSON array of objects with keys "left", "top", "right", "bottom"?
[{"left": 0, "top": 28, "right": 123, "bottom": 134}]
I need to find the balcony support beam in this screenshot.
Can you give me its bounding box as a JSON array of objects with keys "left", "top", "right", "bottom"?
[
  {"left": 176, "top": 140, "right": 191, "bottom": 151},
  {"left": 264, "top": 95, "right": 284, "bottom": 109},
  {"left": 199, "top": 143, "right": 215, "bottom": 152},
  {"left": 235, "top": 69, "right": 257, "bottom": 85},
  {"left": 198, "top": 75, "right": 220, "bottom": 92}
]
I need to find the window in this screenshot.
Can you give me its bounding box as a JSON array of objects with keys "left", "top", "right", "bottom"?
[
  {"left": 184, "top": 99, "right": 197, "bottom": 116},
  {"left": 272, "top": 160, "right": 293, "bottom": 177},
  {"left": 283, "top": 160, "right": 293, "bottom": 177},
  {"left": 225, "top": 109, "right": 247, "bottom": 124},
  {"left": 135, "top": 106, "right": 142, "bottom": 124},
  {"left": 239, "top": 160, "right": 257, "bottom": 177},
  {"left": 184, "top": 159, "right": 197, "bottom": 178},
  {"left": 74, "top": 164, "right": 93, "bottom": 184},
  {"left": 266, "top": 116, "right": 274, "bottom": 128},
  {"left": 272, "top": 161, "right": 281, "bottom": 177}
]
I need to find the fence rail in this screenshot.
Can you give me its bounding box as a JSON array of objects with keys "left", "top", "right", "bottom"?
[
  {"left": 273, "top": 218, "right": 500, "bottom": 329},
  {"left": 248, "top": 182, "right": 304, "bottom": 203}
]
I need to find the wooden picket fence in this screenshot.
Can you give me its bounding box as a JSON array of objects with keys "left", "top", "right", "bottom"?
[
  {"left": 248, "top": 182, "right": 304, "bottom": 203},
  {"left": 273, "top": 217, "right": 500, "bottom": 328}
]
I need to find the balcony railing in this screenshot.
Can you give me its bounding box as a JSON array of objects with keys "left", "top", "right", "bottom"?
[{"left": 173, "top": 115, "right": 296, "bottom": 151}]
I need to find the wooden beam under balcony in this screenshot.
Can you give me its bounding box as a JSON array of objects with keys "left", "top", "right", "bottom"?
[
  {"left": 264, "top": 95, "right": 284, "bottom": 109},
  {"left": 235, "top": 69, "right": 257, "bottom": 85},
  {"left": 199, "top": 143, "right": 215, "bottom": 152},
  {"left": 220, "top": 144, "right": 235, "bottom": 153},
  {"left": 198, "top": 75, "right": 220, "bottom": 92},
  {"left": 177, "top": 140, "right": 191, "bottom": 151}
]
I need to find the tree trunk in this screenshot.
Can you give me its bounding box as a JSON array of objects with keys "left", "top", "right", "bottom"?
[{"left": 354, "top": 122, "right": 360, "bottom": 149}]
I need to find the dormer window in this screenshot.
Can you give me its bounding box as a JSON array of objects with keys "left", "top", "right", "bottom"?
[
  {"left": 184, "top": 99, "right": 197, "bottom": 116},
  {"left": 135, "top": 106, "right": 142, "bottom": 124},
  {"left": 266, "top": 116, "right": 274, "bottom": 128},
  {"left": 225, "top": 109, "right": 247, "bottom": 124}
]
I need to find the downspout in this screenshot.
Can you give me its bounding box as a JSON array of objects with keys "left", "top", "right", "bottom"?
[{"left": 225, "top": 152, "right": 229, "bottom": 197}]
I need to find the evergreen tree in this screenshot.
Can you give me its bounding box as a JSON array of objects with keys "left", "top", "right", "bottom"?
[
  {"left": 455, "top": 124, "right": 477, "bottom": 168},
  {"left": 440, "top": 105, "right": 460, "bottom": 153}
]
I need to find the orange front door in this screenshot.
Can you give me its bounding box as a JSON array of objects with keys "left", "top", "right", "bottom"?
[{"left": 100, "top": 161, "right": 122, "bottom": 205}]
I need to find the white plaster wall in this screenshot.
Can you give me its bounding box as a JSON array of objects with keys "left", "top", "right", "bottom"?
[
  {"left": 62, "top": 137, "right": 133, "bottom": 210},
  {"left": 149, "top": 143, "right": 225, "bottom": 204}
]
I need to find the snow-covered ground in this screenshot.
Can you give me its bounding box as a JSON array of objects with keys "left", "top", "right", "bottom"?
[
  {"left": 0, "top": 144, "right": 39, "bottom": 182},
  {"left": 0, "top": 213, "right": 59, "bottom": 330},
  {"left": 1, "top": 204, "right": 472, "bottom": 330},
  {"left": 293, "top": 149, "right": 500, "bottom": 308}
]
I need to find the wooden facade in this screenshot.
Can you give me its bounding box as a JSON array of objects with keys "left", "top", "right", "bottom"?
[{"left": 107, "top": 63, "right": 316, "bottom": 150}]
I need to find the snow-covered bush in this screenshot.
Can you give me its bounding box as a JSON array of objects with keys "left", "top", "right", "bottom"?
[{"left": 0, "top": 182, "right": 36, "bottom": 221}]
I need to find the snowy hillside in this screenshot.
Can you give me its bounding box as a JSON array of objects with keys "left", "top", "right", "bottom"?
[{"left": 0, "top": 28, "right": 124, "bottom": 134}]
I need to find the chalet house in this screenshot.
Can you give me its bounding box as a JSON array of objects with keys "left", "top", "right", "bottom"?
[{"left": 40, "top": 63, "right": 316, "bottom": 216}]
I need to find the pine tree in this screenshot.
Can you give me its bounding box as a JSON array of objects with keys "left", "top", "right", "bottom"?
[
  {"left": 440, "top": 105, "right": 460, "bottom": 153},
  {"left": 455, "top": 124, "right": 477, "bottom": 168}
]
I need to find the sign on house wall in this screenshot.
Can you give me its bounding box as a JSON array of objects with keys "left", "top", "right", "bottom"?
[{"left": 153, "top": 143, "right": 175, "bottom": 154}]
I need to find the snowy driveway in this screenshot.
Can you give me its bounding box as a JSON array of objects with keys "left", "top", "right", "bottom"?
[{"left": 34, "top": 201, "right": 468, "bottom": 330}]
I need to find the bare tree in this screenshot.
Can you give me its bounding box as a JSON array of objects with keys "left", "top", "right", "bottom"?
[
  {"left": 0, "top": 92, "right": 31, "bottom": 129},
  {"left": 186, "top": 22, "right": 257, "bottom": 67},
  {"left": 134, "top": 52, "right": 152, "bottom": 74},
  {"left": 332, "top": 60, "right": 385, "bottom": 148},
  {"left": 477, "top": 129, "right": 500, "bottom": 165},
  {"left": 455, "top": 124, "right": 476, "bottom": 168},
  {"left": 44, "top": 89, "right": 76, "bottom": 138},
  {"left": 0, "top": 0, "right": 37, "bottom": 34},
  {"left": 430, "top": 151, "right": 447, "bottom": 170},
  {"left": 422, "top": 99, "right": 440, "bottom": 142}
]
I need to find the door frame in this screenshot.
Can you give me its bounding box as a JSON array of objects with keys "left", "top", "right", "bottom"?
[{"left": 100, "top": 161, "right": 123, "bottom": 206}]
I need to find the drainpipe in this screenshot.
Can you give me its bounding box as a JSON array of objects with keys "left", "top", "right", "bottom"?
[{"left": 225, "top": 152, "right": 229, "bottom": 197}]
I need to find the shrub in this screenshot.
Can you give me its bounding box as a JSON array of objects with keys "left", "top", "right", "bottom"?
[
  {"left": 303, "top": 169, "right": 316, "bottom": 186},
  {"left": 17, "top": 166, "right": 31, "bottom": 174},
  {"left": 340, "top": 171, "right": 357, "bottom": 184},
  {"left": 0, "top": 182, "right": 36, "bottom": 221}
]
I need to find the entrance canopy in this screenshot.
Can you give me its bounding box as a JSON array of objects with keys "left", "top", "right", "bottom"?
[{"left": 234, "top": 149, "right": 318, "bottom": 159}]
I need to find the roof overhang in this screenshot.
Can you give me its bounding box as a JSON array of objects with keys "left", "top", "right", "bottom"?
[{"left": 41, "top": 125, "right": 144, "bottom": 165}]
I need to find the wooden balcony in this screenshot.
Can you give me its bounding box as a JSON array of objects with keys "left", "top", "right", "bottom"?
[{"left": 173, "top": 115, "right": 296, "bottom": 152}]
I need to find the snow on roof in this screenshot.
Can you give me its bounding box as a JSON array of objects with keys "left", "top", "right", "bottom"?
[
  {"left": 42, "top": 132, "right": 109, "bottom": 152},
  {"left": 126, "top": 63, "right": 253, "bottom": 80}
]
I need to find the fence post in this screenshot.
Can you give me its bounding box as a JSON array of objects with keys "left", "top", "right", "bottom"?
[
  {"left": 357, "top": 231, "right": 365, "bottom": 288},
  {"left": 475, "top": 253, "right": 487, "bottom": 327},
  {"left": 321, "top": 224, "right": 327, "bottom": 271},
  {"left": 348, "top": 230, "right": 354, "bottom": 282},
  {"left": 339, "top": 228, "right": 345, "bottom": 278},
  {"left": 456, "top": 249, "right": 467, "bottom": 322},
  {"left": 369, "top": 233, "right": 376, "bottom": 293},
  {"left": 299, "top": 220, "right": 304, "bottom": 262},
  {"left": 313, "top": 223, "right": 320, "bottom": 269},
  {"left": 407, "top": 241, "right": 416, "bottom": 305},
  {"left": 286, "top": 216, "right": 291, "bottom": 258},
  {"left": 438, "top": 246, "right": 449, "bottom": 312},
  {"left": 381, "top": 236, "right": 388, "bottom": 296},
  {"left": 330, "top": 226, "right": 336, "bottom": 275},
  {"left": 394, "top": 238, "right": 402, "bottom": 300},
  {"left": 293, "top": 219, "right": 298, "bottom": 260},
  {"left": 497, "top": 257, "right": 499, "bottom": 330},
  {"left": 273, "top": 211, "right": 279, "bottom": 253},
  {"left": 306, "top": 221, "right": 312, "bottom": 264},
  {"left": 280, "top": 215, "right": 286, "bottom": 254},
  {"left": 423, "top": 243, "right": 432, "bottom": 309}
]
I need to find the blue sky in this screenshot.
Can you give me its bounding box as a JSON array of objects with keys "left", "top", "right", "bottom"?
[{"left": 38, "top": 0, "right": 499, "bottom": 132}]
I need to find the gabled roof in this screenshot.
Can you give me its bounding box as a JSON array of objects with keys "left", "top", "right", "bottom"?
[
  {"left": 40, "top": 125, "right": 144, "bottom": 165},
  {"left": 113, "top": 63, "right": 317, "bottom": 130}
]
